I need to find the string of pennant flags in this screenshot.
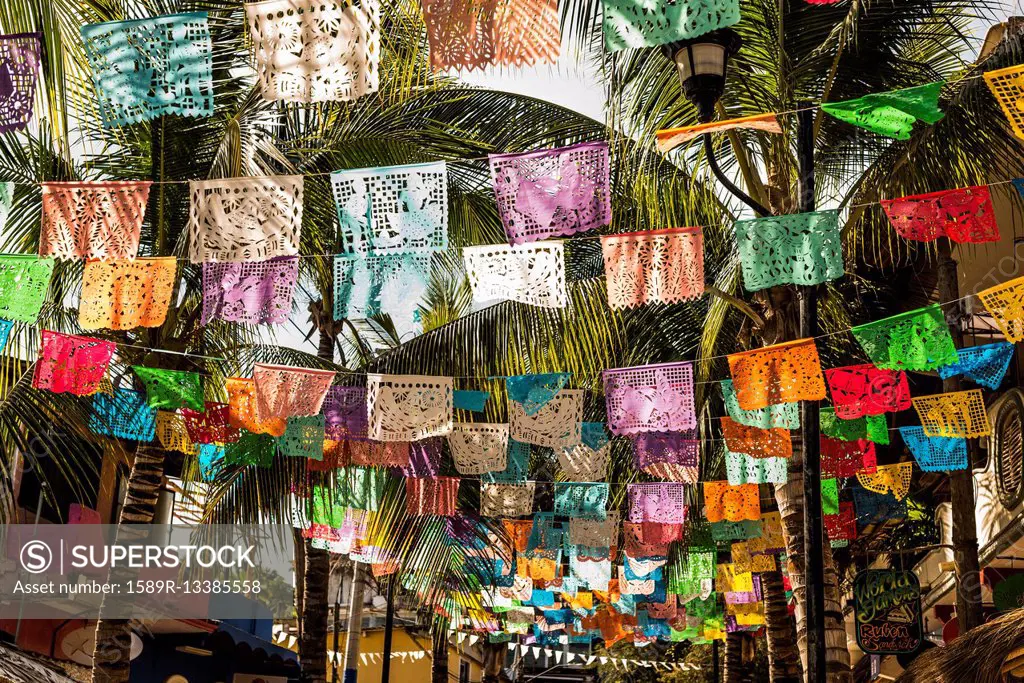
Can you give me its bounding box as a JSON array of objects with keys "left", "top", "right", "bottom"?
[{"left": 6, "top": 0, "right": 1024, "bottom": 653}]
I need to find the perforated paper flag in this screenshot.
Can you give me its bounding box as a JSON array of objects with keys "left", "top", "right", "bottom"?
[
  {"left": 985, "top": 65, "right": 1024, "bottom": 141},
  {"left": 631, "top": 431, "right": 699, "bottom": 483},
  {"left": 627, "top": 483, "right": 687, "bottom": 524},
  {"left": 912, "top": 389, "right": 991, "bottom": 438},
  {"left": 202, "top": 256, "right": 299, "bottom": 325},
  {"left": 601, "top": 227, "right": 704, "bottom": 309},
  {"left": 349, "top": 440, "right": 409, "bottom": 467},
  {"left": 189, "top": 175, "right": 303, "bottom": 263},
  {"left": 824, "top": 364, "right": 911, "bottom": 419},
  {"left": 881, "top": 186, "right": 999, "bottom": 244},
  {"left": 331, "top": 162, "right": 447, "bottom": 255},
  {"left": 181, "top": 402, "right": 240, "bottom": 444},
  {"left": 481, "top": 482, "right": 535, "bottom": 518},
  {"left": 278, "top": 415, "right": 326, "bottom": 459},
  {"left": 506, "top": 373, "right": 570, "bottom": 416},
  {"left": 90, "top": 388, "right": 156, "bottom": 441},
  {"left": 979, "top": 276, "right": 1024, "bottom": 343},
  {"left": 483, "top": 439, "right": 530, "bottom": 484},
  {"left": 408, "top": 477, "right": 460, "bottom": 516},
  {"left": 0, "top": 33, "right": 41, "bottom": 134},
  {"left": 900, "top": 426, "right": 967, "bottom": 472},
  {"left": 824, "top": 501, "right": 856, "bottom": 543},
  {"left": 720, "top": 417, "right": 792, "bottom": 459},
  {"left": 0, "top": 319, "right": 13, "bottom": 352},
  {"left": 133, "top": 366, "right": 203, "bottom": 411},
  {"left": 603, "top": 362, "right": 696, "bottom": 435},
  {"left": 850, "top": 304, "right": 957, "bottom": 371},
  {"left": 821, "top": 436, "right": 877, "bottom": 478},
  {"left": 254, "top": 363, "right": 335, "bottom": 421},
  {"left": 856, "top": 462, "right": 913, "bottom": 500},
  {"left": 733, "top": 210, "right": 843, "bottom": 292},
  {"left": 602, "top": 0, "right": 740, "bottom": 52},
  {"left": 322, "top": 385, "right": 368, "bottom": 441},
  {"left": 820, "top": 409, "right": 889, "bottom": 445},
  {"left": 80, "top": 257, "right": 176, "bottom": 330},
  {"left": 155, "top": 410, "right": 196, "bottom": 454},
  {"left": 34, "top": 330, "right": 115, "bottom": 395},
  {"left": 703, "top": 482, "right": 760, "bottom": 523},
  {"left": 726, "top": 450, "right": 787, "bottom": 485},
  {"left": 226, "top": 377, "right": 287, "bottom": 437},
  {"left": 0, "top": 254, "right": 54, "bottom": 323},
  {"left": 655, "top": 114, "right": 782, "bottom": 153},
  {"left": 421, "top": 0, "right": 559, "bottom": 70},
  {"left": 938, "top": 342, "right": 1015, "bottom": 390},
  {"left": 334, "top": 253, "right": 431, "bottom": 340},
  {"left": 490, "top": 142, "right": 610, "bottom": 245},
  {"left": 366, "top": 373, "right": 453, "bottom": 441},
  {"left": 726, "top": 338, "right": 826, "bottom": 411},
  {"left": 449, "top": 423, "right": 509, "bottom": 475},
  {"left": 81, "top": 12, "right": 213, "bottom": 127},
  {"left": 721, "top": 379, "right": 798, "bottom": 430},
  {"left": 40, "top": 181, "right": 151, "bottom": 260},
  {"left": 464, "top": 242, "right": 567, "bottom": 308},
  {"left": 509, "top": 388, "right": 582, "bottom": 448},
  {"left": 554, "top": 483, "right": 608, "bottom": 520},
  {"left": 246, "top": 0, "right": 379, "bottom": 103},
  {"left": 821, "top": 82, "right": 945, "bottom": 140}
]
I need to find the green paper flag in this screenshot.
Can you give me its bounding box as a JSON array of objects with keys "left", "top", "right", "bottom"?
[
  {"left": 277, "top": 415, "right": 325, "bottom": 460},
  {"left": 0, "top": 254, "right": 54, "bottom": 323},
  {"left": 821, "top": 82, "right": 945, "bottom": 140},
  {"left": 820, "top": 408, "right": 890, "bottom": 445},
  {"left": 226, "top": 431, "right": 275, "bottom": 468},
  {"left": 851, "top": 304, "right": 958, "bottom": 372},
  {"left": 822, "top": 478, "right": 840, "bottom": 515},
  {"left": 133, "top": 366, "right": 204, "bottom": 411}
]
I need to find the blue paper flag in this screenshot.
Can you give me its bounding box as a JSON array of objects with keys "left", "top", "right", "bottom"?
[{"left": 454, "top": 389, "right": 489, "bottom": 412}]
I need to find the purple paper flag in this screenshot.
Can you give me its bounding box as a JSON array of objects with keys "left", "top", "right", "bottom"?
[
  {"left": 603, "top": 362, "right": 697, "bottom": 436},
  {"left": 631, "top": 430, "right": 699, "bottom": 469},
  {"left": 322, "top": 385, "right": 369, "bottom": 441},
  {"left": 627, "top": 483, "right": 688, "bottom": 524},
  {"left": 202, "top": 256, "right": 298, "bottom": 325},
  {"left": 0, "top": 33, "right": 40, "bottom": 134},
  {"left": 489, "top": 141, "right": 611, "bottom": 245}
]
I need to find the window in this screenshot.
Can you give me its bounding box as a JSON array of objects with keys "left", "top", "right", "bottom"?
[
  {"left": 459, "top": 660, "right": 470, "bottom": 683},
  {"left": 994, "top": 391, "right": 1024, "bottom": 509}
]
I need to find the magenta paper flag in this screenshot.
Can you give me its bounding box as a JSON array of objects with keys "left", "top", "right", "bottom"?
[
  {"left": 489, "top": 141, "right": 611, "bottom": 245},
  {"left": 202, "top": 256, "right": 299, "bottom": 325},
  {"left": 253, "top": 363, "right": 335, "bottom": 421},
  {"left": 631, "top": 430, "right": 699, "bottom": 482},
  {"left": 627, "top": 482, "right": 688, "bottom": 524},
  {"left": 603, "top": 362, "right": 696, "bottom": 435},
  {"left": 33, "top": 330, "right": 115, "bottom": 395},
  {"left": 0, "top": 33, "right": 41, "bottom": 134}
]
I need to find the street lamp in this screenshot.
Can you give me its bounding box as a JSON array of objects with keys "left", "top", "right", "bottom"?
[
  {"left": 662, "top": 28, "right": 829, "bottom": 683},
  {"left": 662, "top": 29, "right": 742, "bottom": 123},
  {"left": 661, "top": 29, "right": 771, "bottom": 217}
]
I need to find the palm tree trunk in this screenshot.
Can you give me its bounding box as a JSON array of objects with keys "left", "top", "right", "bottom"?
[
  {"left": 431, "top": 628, "right": 449, "bottom": 683},
  {"left": 762, "top": 568, "right": 801, "bottom": 682},
  {"left": 298, "top": 318, "right": 334, "bottom": 683},
  {"left": 774, "top": 466, "right": 852, "bottom": 683},
  {"left": 342, "top": 562, "right": 367, "bottom": 682},
  {"left": 91, "top": 448, "right": 166, "bottom": 683},
  {"left": 301, "top": 540, "right": 330, "bottom": 683},
  {"left": 724, "top": 631, "right": 747, "bottom": 683}
]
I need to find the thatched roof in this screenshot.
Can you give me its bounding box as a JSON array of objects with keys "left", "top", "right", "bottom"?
[{"left": 896, "top": 609, "right": 1024, "bottom": 683}]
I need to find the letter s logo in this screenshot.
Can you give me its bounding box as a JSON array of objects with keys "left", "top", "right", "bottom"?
[{"left": 20, "top": 541, "right": 52, "bottom": 574}]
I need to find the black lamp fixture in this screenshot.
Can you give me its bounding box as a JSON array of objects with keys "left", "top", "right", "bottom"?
[
  {"left": 662, "top": 28, "right": 770, "bottom": 217},
  {"left": 661, "top": 29, "right": 742, "bottom": 123}
]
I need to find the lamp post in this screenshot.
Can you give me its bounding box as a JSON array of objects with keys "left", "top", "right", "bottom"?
[{"left": 663, "top": 33, "right": 827, "bottom": 683}]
